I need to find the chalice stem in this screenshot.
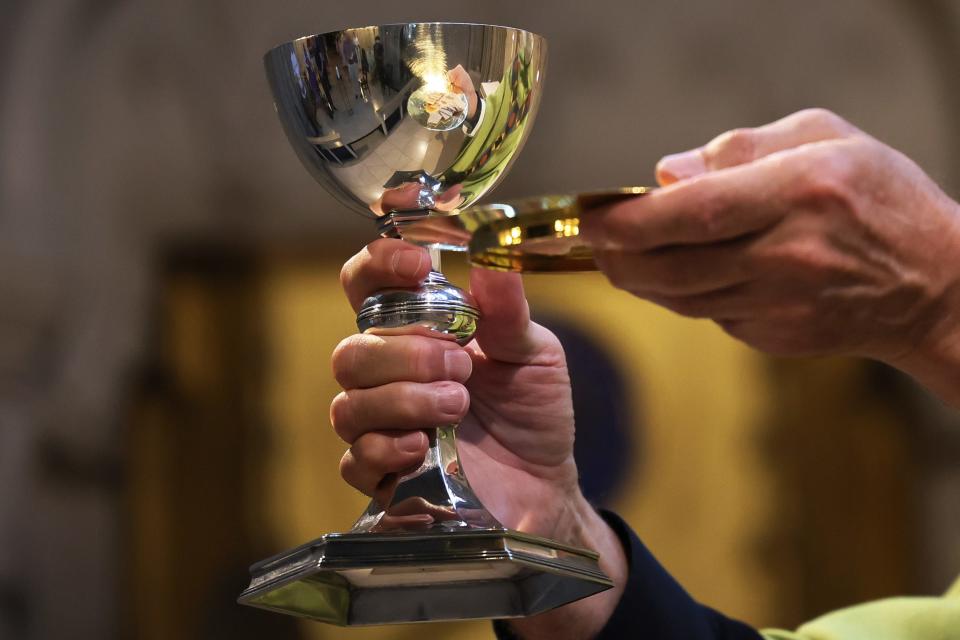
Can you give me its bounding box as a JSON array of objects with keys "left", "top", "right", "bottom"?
[
  {"left": 349, "top": 422, "right": 502, "bottom": 533},
  {"left": 349, "top": 240, "right": 511, "bottom": 534}
]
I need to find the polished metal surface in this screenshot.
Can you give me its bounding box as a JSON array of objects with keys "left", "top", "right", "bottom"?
[
  {"left": 467, "top": 187, "right": 653, "bottom": 272},
  {"left": 264, "top": 22, "right": 547, "bottom": 248},
  {"left": 244, "top": 23, "right": 613, "bottom": 626},
  {"left": 356, "top": 270, "right": 479, "bottom": 344},
  {"left": 238, "top": 528, "right": 613, "bottom": 625},
  {"left": 348, "top": 424, "right": 500, "bottom": 533}
]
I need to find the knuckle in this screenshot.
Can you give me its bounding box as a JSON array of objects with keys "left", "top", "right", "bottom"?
[
  {"left": 331, "top": 335, "right": 365, "bottom": 387},
  {"left": 368, "top": 238, "right": 404, "bottom": 271},
  {"left": 797, "top": 108, "right": 855, "bottom": 136},
  {"left": 805, "top": 167, "right": 854, "bottom": 209},
  {"left": 329, "top": 391, "right": 357, "bottom": 441},
  {"left": 393, "top": 383, "right": 424, "bottom": 422},
  {"left": 338, "top": 449, "right": 357, "bottom": 481},
  {"left": 339, "top": 239, "right": 398, "bottom": 294},
  {"left": 339, "top": 448, "right": 376, "bottom": 494},
  {"left": 777, "top": 238, "right": 829, "bottom": 273},
  {"left": 411, "top": 339, "right": 443, "bottom": 382},
  {"left": 793, "top": 145, "right": 858, "bottom": 208},
  {"left": 707, "top": 127, "right": 756, "bottom": 167},
  {"left": 339, "top": 253, "right": 361, "bottom": 292},
  {"left": 350, "top": 436, "right": 391, "bottom": 474},
  {"left": 844, "top": 135, "right": 885, "bottom": 164}
]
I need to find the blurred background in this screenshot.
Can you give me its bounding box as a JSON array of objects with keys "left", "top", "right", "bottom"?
[{"left": 2, "top": 1, "right": 960, "bottom": 639}]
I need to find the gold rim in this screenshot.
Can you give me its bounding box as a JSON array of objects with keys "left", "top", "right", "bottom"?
[{"left": 466, "top": 187, "right": 653, "bottom": 272}]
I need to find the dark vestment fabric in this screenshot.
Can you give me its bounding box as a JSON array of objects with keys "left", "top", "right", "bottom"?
[{"left": 493, "top": 511, "right": 763, "bottom": 640}]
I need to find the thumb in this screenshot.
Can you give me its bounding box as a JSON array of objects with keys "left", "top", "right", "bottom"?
[
  {"left": 468, "top": 267, "right": 560, "bottom": 365},
  {"left": 656, "top": 109, "right": 858, "bottom": 185}
]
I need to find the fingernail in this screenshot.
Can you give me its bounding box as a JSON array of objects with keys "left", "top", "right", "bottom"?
[
  {"left": 444, "top": 349, "right": 472, "bottom": 381},
  {"left": 392, "top": 249, "right": 425, "bottom": 279},
  {"left": 396, "top": 430, "right": 426, "bottom": 453},
  {"left": 436, "top": 384, "right": 468, "bottom": 415},
  {"left": 656, "top": 149, "right": 706, "bottom": 185}
]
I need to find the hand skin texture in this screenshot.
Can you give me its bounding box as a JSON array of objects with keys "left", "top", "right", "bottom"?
[
  {"left": 332, "top": 239, "right": 627, "bottom": 640},
  {"left": 580, "top": 109, "right": 960, "bottom": 407}
]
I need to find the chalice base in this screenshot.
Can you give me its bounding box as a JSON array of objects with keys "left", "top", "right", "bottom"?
[
  {"left": 237, "top": 528, "right": 612, "bottom": 625},
  {"left": 238, "top": 426, "right": 612, "bottom": 624}
]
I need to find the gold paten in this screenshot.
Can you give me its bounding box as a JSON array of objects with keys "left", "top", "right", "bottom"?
[{"left": 465, "top": 187, "right": 652, "bottom": 272}]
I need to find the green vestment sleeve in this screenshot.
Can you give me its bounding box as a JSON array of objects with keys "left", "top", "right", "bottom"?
[{"left": 761, "top": 575, "right": 960, "bottom": 640}]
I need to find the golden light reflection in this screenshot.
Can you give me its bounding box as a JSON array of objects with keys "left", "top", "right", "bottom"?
[
  {"left": 553, "top": 217, "right": 580, "bottom": 238},
  {"left": 422, "top": 72, "right": 449, "bottom": 93},
  {"left": 499, "top": 226, "right": 523, "bottom": 246},
  {"left": 408, "top": 28, "right": 448, "bottom": 89}
]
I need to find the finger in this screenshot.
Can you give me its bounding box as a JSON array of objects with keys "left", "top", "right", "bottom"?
[
  {"left": 447, "top": 64, "right": 467, "bottom": 84},
  {"left": 339, "top": 430, "right": 428, "bottom": 496},
  {"left": 716, "top": 317, "right": 828, "bottom": 357},
  {"left": 592, "top": 233, "right": 758, "bottom": 297},
  {"left": 580, "top": 151, "right": 804, "bottom": 251},
  {"left": 383, "top": 497, "right": 457, "bottom": 519},
  {"left": 340, "top": 238, "right": 432, "bottom": 311},
  {"left": 372, "top": 498, "right": 460, "bottom": 531},
  {"left": 646, "top": 283, "right": 759, "bottom": 320},
  {"left": 378, "top": 183, "right": 426, "bottom": 215},
  {"left": 330, "top": 381, "right": 469, "bottom": 444},
  {"left": 657, "top": 108, "right": 859, "bottom": 185},
  {"left": 468, "top": 268, "right": 562, "bottom": 365},
  {"left": 332, "top": 334, "right": 473, "bottom": 389},
  {"left": 645, "top": 280, "right": 809, "bottom": 321}
]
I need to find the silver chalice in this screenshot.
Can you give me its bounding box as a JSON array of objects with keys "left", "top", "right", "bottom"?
[{"left": 238, "top": 22, "right": 618, "bottom": 626}]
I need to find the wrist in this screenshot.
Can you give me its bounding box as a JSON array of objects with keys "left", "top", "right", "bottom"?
[
  {"left": 880, "top": 195, "right": 960, "bottom": 407},
  {"left": 506, "top": 494, "right": 628, "bottom": 640},
  {"left": 888, "top": 306, "right": 960, "bottom": 406},
  {"left": 886, "top": 197, "right": 960, "bottom": 406}
]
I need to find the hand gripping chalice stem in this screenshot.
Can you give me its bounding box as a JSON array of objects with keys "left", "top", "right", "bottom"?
[{"left": 239, "top": 22, "right": 619, "bottom": 626}]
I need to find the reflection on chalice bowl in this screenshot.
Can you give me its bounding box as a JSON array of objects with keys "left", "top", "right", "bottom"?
[
  {"left": 406, "top": 74, "right": 470, "bottom": 131},
  {"left": 238, "top": 23, "right": 616, "bottom": 626}
]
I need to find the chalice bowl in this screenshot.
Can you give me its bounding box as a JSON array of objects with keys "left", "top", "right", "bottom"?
[{"left": 238, "top": 22, "right": 613, "bottom": 626}]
